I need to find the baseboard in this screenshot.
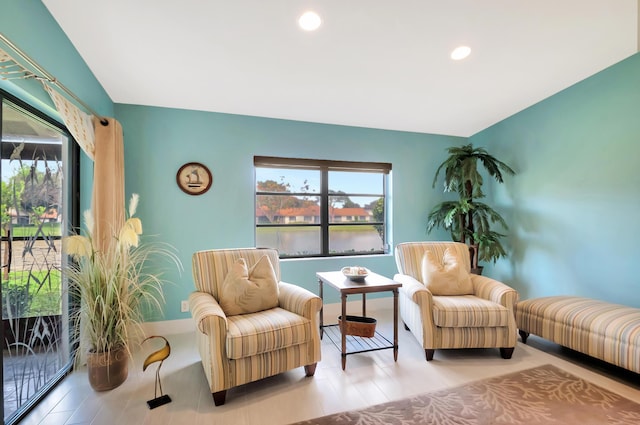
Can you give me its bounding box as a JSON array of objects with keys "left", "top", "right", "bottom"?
[
  {"left": 140, "top": 318, "right": 196, "bottom": 336},
  {"left": 140, "top": 298, "right": 392, "bottom": 336}
]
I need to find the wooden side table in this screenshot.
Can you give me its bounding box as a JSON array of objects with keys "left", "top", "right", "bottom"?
[{"left": 316, "top": 271, "right": 401, "bottom": 370}]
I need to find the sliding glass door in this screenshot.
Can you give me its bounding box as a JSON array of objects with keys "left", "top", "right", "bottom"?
[{"left": 1, "top": 92, "right": 79, "bottom": 424}]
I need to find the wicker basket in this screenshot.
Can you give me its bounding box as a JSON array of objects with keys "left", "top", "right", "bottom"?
[{"left": 338, "top": 315, "right": 377, "bottom": 338}]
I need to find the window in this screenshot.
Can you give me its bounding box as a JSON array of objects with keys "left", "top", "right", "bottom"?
[{"left": 255, "top": 156, "right": 391, "bottom": 258}]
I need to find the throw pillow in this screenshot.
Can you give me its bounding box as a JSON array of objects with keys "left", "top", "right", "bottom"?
[
  {"left": 219, "top": 255, "right": 279, "bottom": 316},
  {"left": 421, "top": 247, "right": 473, "bottom": 296}
]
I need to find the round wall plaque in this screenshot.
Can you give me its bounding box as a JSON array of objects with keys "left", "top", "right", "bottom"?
[{"left": 176, "top": 162, "right": 212, "bottom": 195}]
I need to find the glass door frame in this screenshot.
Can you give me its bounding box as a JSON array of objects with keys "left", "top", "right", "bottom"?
[{"left": 0, "top": 88, "right": 80, "bottom": 425}]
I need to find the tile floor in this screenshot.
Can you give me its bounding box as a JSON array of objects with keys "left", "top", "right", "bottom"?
[{"left": 16, "top": 308, "right": 640, "bottom": 425}]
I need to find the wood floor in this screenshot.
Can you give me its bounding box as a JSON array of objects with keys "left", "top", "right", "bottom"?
[{"left": 17, "top": 307, "right": 640, "bottom": 425}]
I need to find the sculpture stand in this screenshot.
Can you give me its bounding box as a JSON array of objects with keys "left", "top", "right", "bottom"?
[
  {"left": 147, "top": 394, "right": 171, "bottom": 409},
  {"left": 142, "top": 336, "right": 172, "bottom": 409},
  {"left": 147, "top": 357, "right": 171, "bottom": 409}
]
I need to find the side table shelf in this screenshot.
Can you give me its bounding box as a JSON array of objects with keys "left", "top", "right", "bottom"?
[
  {"left": 322, "top": 324, "right": 394, "bottom": 355},
  {"left": 317, "top": 270, "right": 401, "bottom": 370}
]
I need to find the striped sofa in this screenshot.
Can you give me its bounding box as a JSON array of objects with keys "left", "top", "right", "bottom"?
[
  {"left": 190, "top": 248, "right": 322, "bottom": 406},
  {"left": 394, "top": 242, "right": 519, "bottom": 361},
  {"left": 515, "top": 296, "right": 640, "bottom": 374}
]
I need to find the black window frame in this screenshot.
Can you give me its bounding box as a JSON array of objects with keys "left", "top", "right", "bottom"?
[
  {"left": 0, "top": 91, "right": 81, "bottom": 230},
  {"left": 255, "top": 156, "right": 391, "bottom": 259},
  {"left": 0, "top": 88, "right": 80, "bottom": 425}
]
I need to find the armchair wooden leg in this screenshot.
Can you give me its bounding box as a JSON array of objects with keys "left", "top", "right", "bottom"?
[
  {"left": 518, "top": 330, "right": 530, "bottom": 344},
  {"left": 500, "top": 347, "right": 514, "bottom": 359},
  {"left": 304, "top": 363, "right": 317, "bottom": 377},
  {"left": 212, "top": 390, "right": 227, "bottom": 406},
  {"left": 425, "top": 349, "right": 435, "bottom": 361}
]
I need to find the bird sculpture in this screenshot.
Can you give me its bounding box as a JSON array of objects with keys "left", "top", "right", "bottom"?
[{"left": 142, "top": 335, "right": 172, "bottom": 409}]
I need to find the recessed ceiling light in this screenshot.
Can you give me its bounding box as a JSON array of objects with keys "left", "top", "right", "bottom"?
[
  {"left": 298, "top": 11, "right": 322, "bottom": 31},
  {"left": 451, "top": 46, "right": 471, "bottom": 60}
]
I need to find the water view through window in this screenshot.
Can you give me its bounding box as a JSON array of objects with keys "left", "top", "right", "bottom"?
[{"left": 255, "top": 157, "right": 390, "bottom": 258}]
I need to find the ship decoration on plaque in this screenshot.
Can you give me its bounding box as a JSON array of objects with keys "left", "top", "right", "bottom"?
[{"left": 176, "top": 162, "right": 213, "bottom": 195}]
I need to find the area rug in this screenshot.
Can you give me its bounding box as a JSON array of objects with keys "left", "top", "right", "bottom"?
[{"left": 291, "top": 364, "right": 640, "bottom": 424}]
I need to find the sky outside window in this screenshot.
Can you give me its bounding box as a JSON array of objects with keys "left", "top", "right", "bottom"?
[{"left": 256, "top": 168, "right": 383, "bottom": 207}]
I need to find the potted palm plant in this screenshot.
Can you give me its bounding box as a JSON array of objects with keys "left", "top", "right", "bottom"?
[
  {"left": 64, "top": 194, "right": 181, "bottom": 391},
  {"left": 427, "top": 144, "right": 515, "bottom": 274}
]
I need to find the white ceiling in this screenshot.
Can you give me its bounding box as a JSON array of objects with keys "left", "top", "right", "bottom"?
[{"left": 42, "top": 0, "right": 639, "bottom": 137}]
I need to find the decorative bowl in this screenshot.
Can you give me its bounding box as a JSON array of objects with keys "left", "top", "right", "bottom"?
[{"left": 341, "top": 266, "right": 369, "bottom": 281}]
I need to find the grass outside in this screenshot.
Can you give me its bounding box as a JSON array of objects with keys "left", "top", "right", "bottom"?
[
  {"left": 256, "top": 224, "right": 381, "bottom": 239},
  {"left": 6, "top": 223, "right": 61, "bottom": 238},
  {"left": 2, "top": 270, "right": 62, "bottom": 318},
  {"left": 257, "top": 224, "right": 378, "bottom": 232}
]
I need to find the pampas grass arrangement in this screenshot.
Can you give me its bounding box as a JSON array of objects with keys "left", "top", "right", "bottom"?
[{"left": 64, "top": 194, "right": 181, "bottom": 371}]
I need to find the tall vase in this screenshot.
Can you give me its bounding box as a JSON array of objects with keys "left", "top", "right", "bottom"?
[{"left": 86, "top": 346, "right": 128, "bottom": 391}]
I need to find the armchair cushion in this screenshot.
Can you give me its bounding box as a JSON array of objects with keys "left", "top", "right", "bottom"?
[
  {"left": 395, "top": 242, "right": 519, "bottom": 358},
  {"left": 191, "top": 248, "right": 321, "bottom": 405},
  {"left": 432, "top": 295, "right": 511, "bottom": 327},
  {"left": 226, "top": 307, "right": 314, "bottom": 359},
  {"left": 421, "top": 248, "right": 473, "bottom": 295},
  {"left": 219, "top": 255, "right": 279, "bottom": 316}
]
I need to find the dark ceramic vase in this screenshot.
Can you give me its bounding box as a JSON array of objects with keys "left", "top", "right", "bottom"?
[{"left": 87, "top": 346, "right": 128, "bottom": 391}]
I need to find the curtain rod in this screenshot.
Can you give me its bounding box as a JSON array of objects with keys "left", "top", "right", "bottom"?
[{"left": 0, "top": 32, "right": 108, "bottom": 126}]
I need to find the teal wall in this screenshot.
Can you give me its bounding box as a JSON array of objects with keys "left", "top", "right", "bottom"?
[
  {"left": 1, "top": 1, "right": 461, "bottom": 322},
  {"left": 0, "top": 0, "right": 113, "bottom": 117},
  {"left": 114, "top": 104, "right": 461, "bottom": 320},
  {"left": 4, "top": 1, "right": 639, "bottom": 320},
  {"left": 0, "top": 0, "right": 113, "bottom": 209},
  {"left": 471, "top": 52, "right": 640, "bottom": 307}
]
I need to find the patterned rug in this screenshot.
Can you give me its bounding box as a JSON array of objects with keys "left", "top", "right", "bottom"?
[{"left": 291, "top": 364, "right": 640, "bottom": 424}]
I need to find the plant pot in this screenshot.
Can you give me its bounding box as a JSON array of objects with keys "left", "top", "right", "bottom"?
[
  {"left": 87, "top": 347, "right": 128, "bottom": 391},
  {"left": 470, "top": 266, "right": 484, "bottom": 275}
]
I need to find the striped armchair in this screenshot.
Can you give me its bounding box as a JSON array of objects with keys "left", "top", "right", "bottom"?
[
  {"left": 394, "top": 242, "right": 519, "bottom": 361},
  {"left": 190, "top": 248, "right": 322, "bottom": 405}
]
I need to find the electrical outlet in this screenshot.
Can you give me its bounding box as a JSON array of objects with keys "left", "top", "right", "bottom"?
[{"left": 181, "top": 300, "right": 189, "bottom": 312}]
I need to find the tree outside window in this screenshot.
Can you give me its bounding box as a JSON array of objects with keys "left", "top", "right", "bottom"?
[{"left": 255, "top": 157, "right": 390, "bottom": 258}]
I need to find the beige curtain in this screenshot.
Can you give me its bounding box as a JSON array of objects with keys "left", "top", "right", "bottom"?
[
  {"left": 1, "top": 46, "right": 33, "bottom": 80},
  {"left": 5, "top": 43, "right": 126, "bottom": 360},
  {"left": 2, "top": 46, "right": 96, "bottom": 161},
  {"left": 3, "top": 50, "right": 125, "bottom": 239},
  {"left": 42, "top": 83, "right": 95, "bottom": 160},
  {"left": 41, "top": 84, "right": 125, "bottom": 248},
  {"left": 92, "top": 116, "right": 125, "bottom": 252}
]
